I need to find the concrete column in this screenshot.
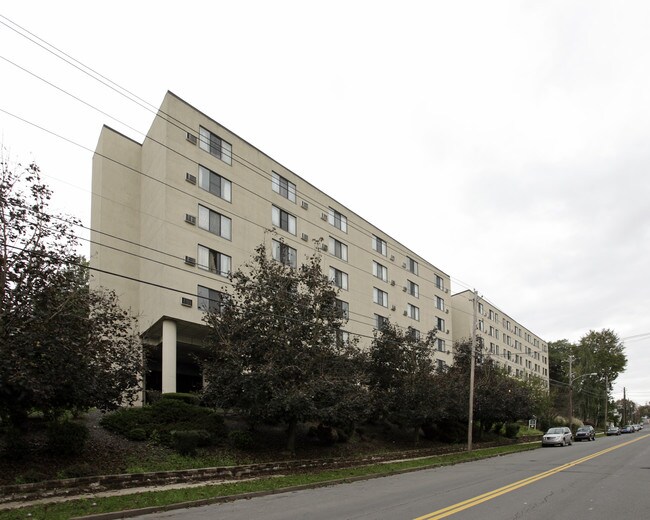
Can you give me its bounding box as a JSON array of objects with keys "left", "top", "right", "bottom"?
[{"left": 162, "top": 320, "right": 177, "bottom": 394}]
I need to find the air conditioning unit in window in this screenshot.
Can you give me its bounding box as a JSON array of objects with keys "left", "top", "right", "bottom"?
[
  {"left": 402, "top": 262, "right": 407, "bottom": 269},
  {"left": 445, "top": 309, "right": 449, "bottom": 314},
  {"left": 181, "top": 297, "right": 193, "bottom": 307},
  {"left": 402, "top": 286, "right": 407, "bottom": 292},
  {"left": 390, "top": 255, "right": 395, "bottom": 261},
  {"left": 301, "top": 201, "right": 309, "bottom": 210},
  {"left": 185, "top": 172, "right": 197, "bottom": 184},
  {"left": 446, "top": 329, "right": 450, "bottom": 334},
  {"left": 320, "top": 244, "right": 328, "bottom": 252},
  {"left": 390, "top": 280, "right": 395, "bottom": 286},
  {"left": 403, "top": 311, "right": 408, "bottom": 316},
  {"left": 320, "top": 212, "right": 328, "bottom": 221},
  {"left": 301, "top": 233, "right": 309, "bottom": 241},
  {"left": 185, "top": 214, "right": 196, "bottom": 225},
  {"left": 391, "top": 305, "right": 396, "bottom": 311},
  {"left": 186, "top": 132, "right": 198, "bottom": 145},
  {"left": 445, "top": 288, "right": 449, "bottom": 293},
  {"left": 185, "top": 256, "right": 196, "bottom": 266}
]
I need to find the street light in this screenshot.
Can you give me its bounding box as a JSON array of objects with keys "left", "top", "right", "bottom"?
[{"left": 568, "top": 371, "right": 597, "bottom": 428}]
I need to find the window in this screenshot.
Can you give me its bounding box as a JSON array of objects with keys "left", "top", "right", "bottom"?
[
  {"left": 198, "top": 205, "right": 232, "bottom": 239},
  {"left": 409, "top": 328, "right": 421, "bottom": 341},
  {"left": 328, "top": 208, "right": 347, "bottom": 232},
  {"left": 372, "top": 235, "right": 387, "bottom": 256},
  {"left": 436, "top": 317, "right": 445, "bottom": 331},
  {"left": 435, "top": 274, "right": 444, "bottom": 290},
  {"left": 478, "top": 319, "right": 484, "bottom": 331},
  {"left": 197, "top": 285, "right": 227, "bottom": 313},
  {"left": 489, "top": 326, "right": 494, "bottom": 336},
  {"left": 329, "top": 267, "right": 348, "bottom": 290},
  {"left": 272, "top": 205, "right": 297, "bottom": 235},
  {"left": 336, "top": 330, "right": 350, "bottom": 346},
  {"left": 495, "top": 330, "right": 500, "bottom": 340},
  {"left": 199, "top": 127, "right": 232, "bottom": 165},
  {"left": 329, "top": 237, "right": 348, "bottom": 261},
  {"left": 478, "top": 302, "right": 484, "bottom": 314},
  {"left": 374, "top": 313, "right": 389, "bottom": 330},
  {"left": 373, "top": 261, "right": 388, "bottom": 282},
  {"left": 437, "top": 359, "right": 446, "bottom": 371},
  {"left": 197, "top": 245, "right": 231, "bottom": 276},
  {"left": 272, "top": 239, "right": 297, "bottom": 268},
  {"left": 407, "top": 303, "right": 420, "bottom": 321},
  {"left": 436, "top": 338, "right": 446, "bottom": 352},
  {"left": 373, "top": 287, "right": 388, "bottom": 307},
  {"left": 272, "top": 172, "right": 296, "bottom": 202},
  {"left": 199, "top": 165, "right": 231, "bottom": 201},
  {"left": 335, "top": 299, "right": 349, "bottom": 319},
  {"left": 489, "top": 309, "right": 494, "bottom": 320},
  {"left": 435, "top": 296, "right": 445, "bottom": 311},
  {"left": 406, "top": 256, "right": 418, "bottom": 275},
  {"left": 407, "top": 280, "right": 419, "bottom": 298}
]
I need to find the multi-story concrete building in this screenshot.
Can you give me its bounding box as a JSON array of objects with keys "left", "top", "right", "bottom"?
[
  {"left": 91, "top": 91, "right": 453, "bottom": 395},
  {"left": 451, "top": 290, "right": 549, "bottom": 386}
]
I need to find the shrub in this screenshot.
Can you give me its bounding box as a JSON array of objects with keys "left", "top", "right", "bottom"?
[
  {"left": 171, "top": 430, "right": 210, "bottom": 456},
  {"left": 100, "top": 399, "right": 225, "bottom": 448},
  {"left": 58, "top": 463, "right": 94, "bottom": 479},
  {"left": 316, "top": 424, "right": 339, "bottom": 445},
  {"left": 504, "top": 422, "right": 520, "bottom": 439},
  {"left": 127, "top": 428, "right": 147, "bottom": 441},
  {"left": 15, "top": 470, "right": 48, "bottom": 484},
  {"left": 492, "top": 422, "right": 504, "bottom": 435},
  {"left": 161, "top": 393, "right": 201, "bottom": 406},
  {"left": 47, "top": 420, "right": 89, "bottom": 456},
  {"left": 228, "top": 430, "right": 254, "bottom": 450}
]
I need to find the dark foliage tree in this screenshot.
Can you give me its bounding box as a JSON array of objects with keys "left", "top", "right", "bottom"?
[
  {"left": 574, "top": 329, "right": 626, "bottom": 426},
  {"left": 0, "top": 157, "right": 143, "bottom": 428},
  {"left": 439, "top": 339, "right": 541, "bottom": 438},
  {"left": 366, "top": 322, "right": 439, "bottom": 444},
  {"left": 201, "top": 242, "right": 367, "bottom": 454}
]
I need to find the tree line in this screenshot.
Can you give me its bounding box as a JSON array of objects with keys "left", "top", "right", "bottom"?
[{"left": 0, "top": 158, "right": 554, "bottom": 453}]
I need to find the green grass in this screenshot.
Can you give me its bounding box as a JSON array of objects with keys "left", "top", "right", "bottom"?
[
  {"left": 0, "top": 443, "right": 538, "bottom": 520},
  {"left": 124, "top": 452, "right": 244, "bottom": 473}
]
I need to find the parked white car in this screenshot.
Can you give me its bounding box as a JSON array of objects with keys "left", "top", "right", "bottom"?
[{"left": 542, "top": 427, "right": 573, "bottom": 447}]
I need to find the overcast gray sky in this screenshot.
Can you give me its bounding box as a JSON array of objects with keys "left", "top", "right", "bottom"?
[{"left": 1, "top": 1, "right": 648, "bottom": 405}]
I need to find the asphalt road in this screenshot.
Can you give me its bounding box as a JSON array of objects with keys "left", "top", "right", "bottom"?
[{"left": 131, "top": 432, "right": 650, "bottom": 520}]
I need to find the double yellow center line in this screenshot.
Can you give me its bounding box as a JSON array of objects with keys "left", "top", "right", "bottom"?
[{"left": 415, "top": 433, "right": 650, "bottom": 520}]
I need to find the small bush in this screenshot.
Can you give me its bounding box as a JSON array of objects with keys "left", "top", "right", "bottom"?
[
  {"left": 228, "top": 430, "right": 254, "bottom": 450},
  {"left": 100, "top": 399, "right": 225, "bottom": 448},
  {"left": 492, "top": 422, "right": 504, "bottom": 435},
  {"left": 58, "top": 463, "right": 94, "bottom": 479},
  {"left": 127, "top": 428, "right": 147, "bottom": 441},
  {"left": 47, "top": 420, "right": 89, "bottom": 457},
  {"left": 504, "top": 423, "right": 520, "bottom": 439},
  {"left": 15, "top": 470, "right": 48, "bottom": 484},
  {"left": 171, "top": 430, "right": 210, "bottom": 456},
  {"left": 316, "top": 424, "right": 339, "bottom": 445},
  {"left": 145, "top": 390, "right": 162, "bottom": 404},
  {"left": 161, "top": 393, "right": 201, "bottom": 406}
]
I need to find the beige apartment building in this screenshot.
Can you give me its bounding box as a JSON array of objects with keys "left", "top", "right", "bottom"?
[
  {"left": 451, "top": 290, "right": 549, "bottom": 386},
  {"left": 91, "top": 91, "right": 453, "bottom": 395}
]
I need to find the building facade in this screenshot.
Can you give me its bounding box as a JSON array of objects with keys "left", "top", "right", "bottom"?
[
  {"left": 451, "top": 290, "right": 549, "bottom": 386},
  {"left": 91, "top": 91, "right": 453, "bottom": 395}
]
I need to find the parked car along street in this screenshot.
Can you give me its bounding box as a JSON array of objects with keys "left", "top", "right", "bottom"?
[
  {"left": 542, "top": 427, "right": 573, "bottom": 447},
  {"left": 606, "top": 425, "right": 621, "bottom": 436},
  {"left": 575, "top": 425, "right": 596, "bottom": 441}
]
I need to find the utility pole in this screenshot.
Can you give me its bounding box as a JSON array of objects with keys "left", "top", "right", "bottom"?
[
  {"left": 467, "top": 289, "right": 478, "bottom": 452},
  {"left": 623, "top": 387, "right": 627, "bottom": 425},
  {"left": 567, "top": 355, "right": 574, "bottom": 428},
  {"left": 605, "top": 373, "right": 609, "bottom": 433}
]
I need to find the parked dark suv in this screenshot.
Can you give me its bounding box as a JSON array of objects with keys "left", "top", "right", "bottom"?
[{"left": 575, "top": 425, "right": 596, "bottom": 441}]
